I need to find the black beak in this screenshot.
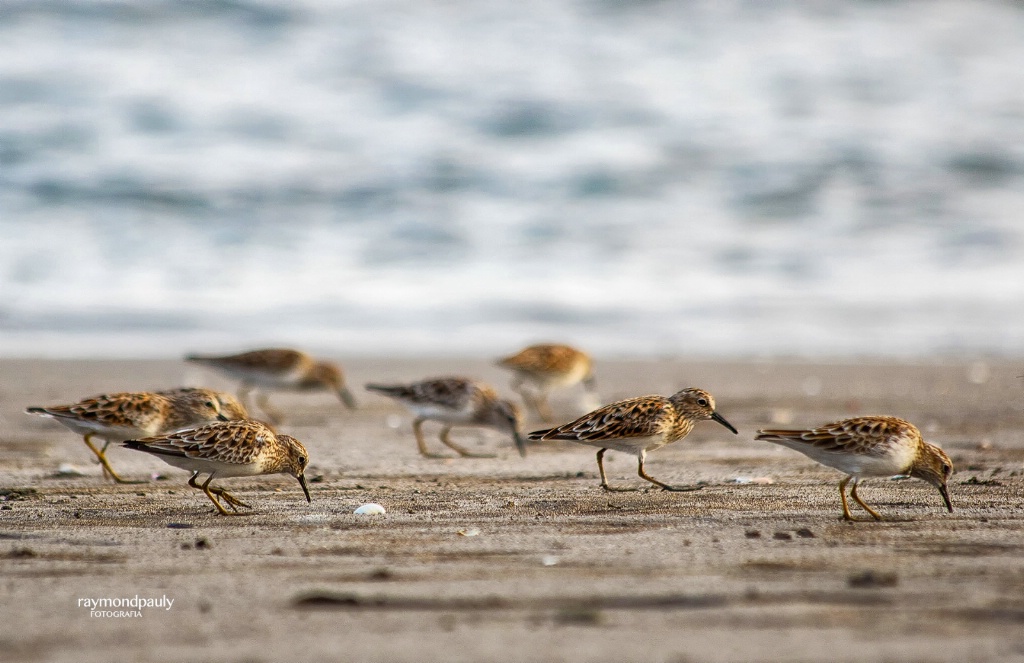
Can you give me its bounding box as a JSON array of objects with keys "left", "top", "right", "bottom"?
[
  {"left": 338, "top": 387, "right": 358, "bottom": 410},
  {"left": 216, "top": 412, "right": 229, "bottom": 422},
  {"left": 297, "top": 474, "right": 311, "bottom": 503},
  {"left": 711, "top": 411, "right": 738, "bottom": 435},
  {"left": 938, "top": 483, "right": 952, "bottom": 513},
  {"left": 512, "top": 429, "right": 528, "bottom": 458}
]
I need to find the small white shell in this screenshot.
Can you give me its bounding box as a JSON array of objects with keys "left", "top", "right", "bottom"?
[
  {"left": 354, "top": 503, "right": 386, "bottom": 515},
  {"left": 732, "top": 476, "right": 774, "bottom": 485},
  {"left": 457, "top": 528, "right": 481, "bottom": 537}
]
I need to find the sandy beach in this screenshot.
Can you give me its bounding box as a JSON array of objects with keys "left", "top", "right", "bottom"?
[{"left": 2, "top": 356, "right": 1024, "bottom": 662}]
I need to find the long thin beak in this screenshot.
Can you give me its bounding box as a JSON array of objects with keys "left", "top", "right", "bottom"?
[
  {"left": 297, "top": 474, "right": 312, "bottom": 503},
  {"left": 338, "top": 387, "right": 358, "bottom": 410},
  {"left": 512, "top": 430, "right": 528, "bottom": 458},
  {"left": 216, "top": 412, "right": 229, "bottom": 422},
  {"left": 711, "top": 411, "right": 738, "bottom": 435},
  {"left": 938, "top": 483, "right": 952, "bottom": 513}
]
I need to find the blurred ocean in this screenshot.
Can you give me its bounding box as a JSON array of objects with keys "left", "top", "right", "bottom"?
[{"left": 1, "top": 0, "right": 1023, "bottom": 358}]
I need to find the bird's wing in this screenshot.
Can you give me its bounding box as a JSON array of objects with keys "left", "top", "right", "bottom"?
[
  {"left": 125, "top": 421, "right": 272, "bottom": 465},
  {"left": 756, "top": 416, "right": 913, "bottom": 456},
  {"left": 529, "top": 396, "right": 669, "bottom": 441}
]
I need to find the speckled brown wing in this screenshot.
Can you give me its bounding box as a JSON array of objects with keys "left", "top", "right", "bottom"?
[
  {"left": 125, "top": 420, "right": 275, "bottom": 465},
  {"left": 190, "top": 349, "right": 305, "bottom": 374},
  {"left": 38, "top": 392, "right": 164, "bottom": 427},
  {"left": 157, "top": 388, "right": 250, "bottom": 420},
  {"left": 757, "top": 416, "right": 914, "bottom": 456},
  {"left": 411, "top": 378, "right": 476, "bottom": 406},
  {"left": 367, "top": 377, "right": 476, "bottom": 408},
  {"left": 499, "top": 345, "right": 583, "bottom": 374},
  {"left": 529, "top": 396, "right": 670, "bottom": 441}
]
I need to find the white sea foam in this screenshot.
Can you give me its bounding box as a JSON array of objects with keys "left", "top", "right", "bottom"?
[{"left": 0, "top": 1, "right": 1022, "bottom": 358}]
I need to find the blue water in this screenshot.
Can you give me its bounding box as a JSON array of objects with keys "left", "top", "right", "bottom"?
[{"left": 2, "top": 0, "right": 1023, "bottom": 358}]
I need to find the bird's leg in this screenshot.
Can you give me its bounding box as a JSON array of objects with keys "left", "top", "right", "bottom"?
[
  {"left": 210, "top": 486, "right": 249, "bottom": 510},
  {"left": 413, "top": 419, "right": 448, "bottom": 459},
  {"left": 91, "top": 435, "right": 111, "bottom": 480},
  {"left": 839, "top": 476, "right": 856, "bottom": 521},
  {"left": 189, "top": 472, "right": 227, "bottom": 515},
  {"left": 197, "top": 473, "right": 230, "bottom": 516},
  {"left": 637, "top": 451, "right": 702, "bottom": 492},
  {"left": 197, "top": 473, "right": 248, "bottom": 516},
  {"left": 513, "top": 376, "right": 550, "bottom": 423},
  {"left": 597, "top": 448, "right": 639, "bottom": 492},
  {"left": 81, "top": 434, "right": 144, "bottom": 484},
  {"left": 438, "top": 426, "right": 496, "bottom": 459},
  {"left": 189, "top": 471, "right": 249, "bottom": 510},
  {"left": 255, "top": 392, "right": 283, "bottom": 425},
  {"left": 337, "top": 385, "right": 358, "bottom": 410},
  {"left": 97, "top": 440, "right": 113, "bottom": 481},
  {"left": 849, "top": 478, "right": 883, "bottom": 521},
  {"left": 534, "top": 390, "right": 554, "bottom": 424}
]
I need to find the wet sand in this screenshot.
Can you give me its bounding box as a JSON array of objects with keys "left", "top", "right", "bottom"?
[{"left": 2, "top": 356, "right": 1024, "bottom": 662}]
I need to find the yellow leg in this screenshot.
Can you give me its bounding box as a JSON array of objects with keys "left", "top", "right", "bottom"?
[
  {"left": 189, "top": 473, "right": 249, "bottom": 515},
  {"left": 513, "top": 377, "right": 552, "bottom": 422},
  {"left": 97, "top": 439, "right": 113, "bottom": 481},
  {"left": 839, "top": 476, "right": 855, "bottom": 521},
  {"left": 439, "top": 426, "right": 496, "bottom": 459},
  {"left": 637, "top": 452, "right": 702, "bottom": 492},
  {"left": 597, "top": 449, "right": 638, "bottom": 492},
  {"left": 534, "top": 394, "right": 554, "bottom": 424},
  {"left": 82, "top": 434, "right": 144, "bottom": 484},
  {"left": 413, "top": 419, "right": 447, "bottom": 459},
  {"left": 210, "top": 485, "right": 249, "bottom": 510},
  {"left": 850, "top": 479, "right": 883, "bottom": 521}
]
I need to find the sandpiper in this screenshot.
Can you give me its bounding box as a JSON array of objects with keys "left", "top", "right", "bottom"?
[
  {"left": 186, "top": 348, "right": 357, "bottom": 423},
  {"left": 497, "top": 343, "right": 596, "bottom": 422},
  {"left": 528, "top": 387, "right": 737, "bottom": 491},
  {"left": 157, "top": 387, "right": 250, "bottom": 420},
  {"left": 26, "top": 388, "right": 234, "bottom": 483},
  {"left": 756, "top": 416, "right": 953, "bottom": 521},
  {"left": 123, "top": 419, "right": 311, "bottom": 515},
  {"left": 365, "top": 377, "right": 526, "bottom": 458}
]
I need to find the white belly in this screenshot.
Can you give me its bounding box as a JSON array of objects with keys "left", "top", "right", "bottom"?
[
  {"left": 568, "top": 435, "right": 665, "bottom": 456},
  {"left": 153, "top": 455, "right": 267, "bottom": 479},
  {"left": 408, "top": 403, "right": 475, "bottom": 424},
  {"left": 790, "top": 442, "right": 916, "bottom": 478},
  {"left": 50, "top": 417, "right": 154, "bottom": 441}
]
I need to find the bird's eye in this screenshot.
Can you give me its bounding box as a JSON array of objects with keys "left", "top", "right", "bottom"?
[
  {"left": 298, "top": 456, "right": 307, "bottom": 465},
  {"left": 206, "top": 401, "right": 216, "bottom": 408},
  {"left": 697, "top": 398, "right": 708, "bottom": 407},
  {"left": 942, "top": 463, "right": 952, "bottom": 474}
]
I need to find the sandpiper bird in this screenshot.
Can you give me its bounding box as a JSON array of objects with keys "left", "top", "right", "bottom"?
[
  {"left": 365, "top": 377, "right": 526, "bottom": 458},
  {"left": 528, "top": 387, "right": 737, "bottom": 492},
  {"left": 497, "top": 343, "right": 596, "bottom": 422},
  {"left": 157, "top": 387, "right": 250, "bottom": 420},
  {"left": 123, "top": 419, "right": 311, "bottom": 516},
  {"left": 25, "top": 389, "right": 235, "bottom": 484},
  {"left": 186, "top": 348, "right": 357, "bottom": 423},
  {"left": 756, "top": 416, "right": 954, "bottom": 521}
]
